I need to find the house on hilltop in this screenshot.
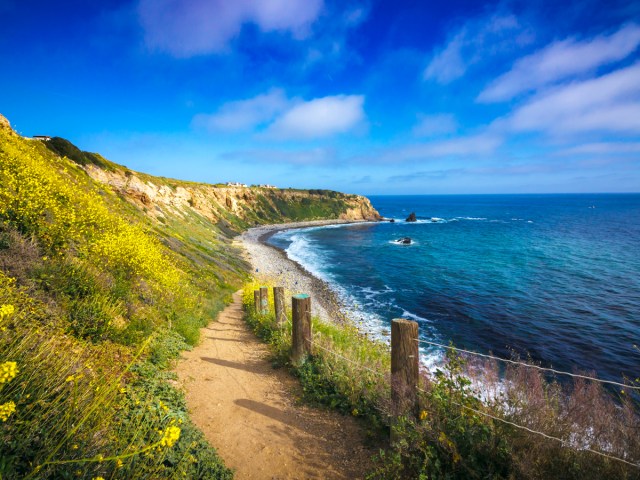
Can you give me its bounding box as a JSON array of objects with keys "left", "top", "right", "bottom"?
[{"left": 33, "top": 135, "right": 52, "bottom": 141}]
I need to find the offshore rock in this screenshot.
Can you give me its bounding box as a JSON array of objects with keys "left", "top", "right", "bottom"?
[
  {"left": 395, "top": 237, "right": 412, "bottom": 245},
  {"left": 406, "top": 212, "right": 417, "bottom": 222}
]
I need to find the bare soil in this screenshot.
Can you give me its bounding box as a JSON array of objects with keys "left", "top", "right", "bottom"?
[{"left": 175, "top": 291, "right": 376, "bottom": 479}]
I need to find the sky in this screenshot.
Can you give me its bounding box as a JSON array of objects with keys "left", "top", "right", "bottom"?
[{"left": 1, "top": 0, "right": 639, "bottom": 194}]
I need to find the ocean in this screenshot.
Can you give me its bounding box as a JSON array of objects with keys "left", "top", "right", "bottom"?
[{"left": 269, "top": 194, "right": 640, "bottom": 384}]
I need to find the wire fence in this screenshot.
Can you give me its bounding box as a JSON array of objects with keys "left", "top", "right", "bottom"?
[
  {"left": 414, "top": 337, "right": 639, "bottom": 391},
  {"left": 250, "top": 293, "right": 640, "bottom": 470},
  {"left": 308, "top": 338, "right": 386, "bottom": 377},
  {"left": 307, "top": 339, "right": 640, "bottom": 468},
  {"left": 415, "top": 386, "right": 640, "bottom": 469},
  {"left": 307, "top": 333, "right": 640, "bottom": 470}
]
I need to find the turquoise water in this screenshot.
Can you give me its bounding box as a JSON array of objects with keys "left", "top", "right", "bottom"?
[{"left": 269, "top": 194, "right": 640, "bottom": 383}]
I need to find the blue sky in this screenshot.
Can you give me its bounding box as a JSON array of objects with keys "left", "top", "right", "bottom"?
[{"left": 1, "top": 0, "right": 639, "bottom": 194}]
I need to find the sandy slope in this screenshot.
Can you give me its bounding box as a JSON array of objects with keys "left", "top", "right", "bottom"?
[{"left": 175, "top": 292, "right": 375, "bottom": 479}]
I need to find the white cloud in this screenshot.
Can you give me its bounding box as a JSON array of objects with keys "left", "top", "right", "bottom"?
[
  {"left": 479, "top": 23, "right": 640, "bottom": 102},
  {"left": 193, "top": 91, "right": 366, "bottom": 140},
  {"left": 266, "top": 95, "right": 365, "bottom": 139},
  {"left": 424, "top": 14, "right": 527, "bottom": 84},
  {"left": 192, "top": 89, "right": 288, "bottom": 132},
  {"left": 412, "top": 114, "right": 457, "bottom": 137},
  {"left": 138, "top": 0, "right": 323, "bottom": 57},
  {"left": 507, "top": 63, "right": 640, "bottom": 135}
]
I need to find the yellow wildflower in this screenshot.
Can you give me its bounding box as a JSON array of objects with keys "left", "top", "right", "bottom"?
[
  {"left": 0, "top": 304, "right": 14, "bottom": 318},
  {"left": 91, "top": 477, "right": 105, "bottom": 480},
  {"left": 0, "top": 361, "right": 18, "bottom": 383},
  {"left": 159, "top": 426, "right": 181, "bottom": 448},
  {"left": 116, "top": 459, "right": 123, "bottom": 468},
  {"left": 0, "top": 401, "right": 16, "bottom": 421},
  {"left": 419, "top": 410, "right": 428, "bottom": 421}
]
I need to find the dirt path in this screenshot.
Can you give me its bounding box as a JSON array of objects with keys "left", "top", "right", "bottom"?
[{"left": 175, "top": 291, "right": 376, "bottom": 479}]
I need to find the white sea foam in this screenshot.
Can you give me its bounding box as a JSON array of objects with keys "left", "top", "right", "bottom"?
[
  {"left": 389, "top": 239, "right": 418, "bottom": 246},
  {"left": 284, "top": 233, "right": 332, "bottom": 283},
  {"left": 400, "top": 309, "right": 431, "bottom": 324}
]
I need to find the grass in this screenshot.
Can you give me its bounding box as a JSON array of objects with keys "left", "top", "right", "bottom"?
[{"left": 241, "top": 278, "right": 640, "bottom": 480}]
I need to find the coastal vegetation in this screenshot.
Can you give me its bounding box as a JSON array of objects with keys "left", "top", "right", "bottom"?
[
  {"left": 0, "top": 116, "right": 376, "bottom": 479},
  {"left": 1, "top": 113, "right": 637, "bottom": 479},
  {"left": 242, "top": 279, "right": 640, "bottom": 480}
]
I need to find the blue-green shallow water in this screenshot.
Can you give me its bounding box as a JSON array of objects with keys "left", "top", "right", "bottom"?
[{"left": 269, "top": 194, "right": 640, "bottom": 383}]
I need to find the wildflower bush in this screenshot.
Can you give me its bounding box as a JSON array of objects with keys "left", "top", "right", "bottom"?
[
  {"left": 0, "top": 123, "right": 236, "bottom": 478},
  {"left": 242, "top": 278, "right": 640, "bottom": 480},
  {"left": 0, "top": 130, "right": 180, "bottom": 290}
]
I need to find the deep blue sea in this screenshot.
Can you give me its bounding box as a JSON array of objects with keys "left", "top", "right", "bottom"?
[{"left": 269, "top": 194, "right": 640, "bottom": 384}]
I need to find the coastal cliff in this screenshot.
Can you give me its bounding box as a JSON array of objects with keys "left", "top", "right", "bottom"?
[{"left": 84, "top": 164, "right": 381, "bottom": 228}]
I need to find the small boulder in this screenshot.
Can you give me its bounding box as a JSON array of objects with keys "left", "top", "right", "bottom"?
[
  {"left": 406, "top": 212, "right": 417, "bottom": 222},
  {"left": 395, "top": 237, "right": 412, "bottom": 245},
  {"left": 389, "top": 218, "right": 395, "bottom": 223}
]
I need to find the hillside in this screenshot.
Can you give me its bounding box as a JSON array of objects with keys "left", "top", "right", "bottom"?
[{"left": 0, "top": 113, "right": 379, "bottom": 479}]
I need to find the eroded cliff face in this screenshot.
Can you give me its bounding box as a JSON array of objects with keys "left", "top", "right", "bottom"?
[{"left": 84, "top": 165, "right": 381, "bottom": 228}]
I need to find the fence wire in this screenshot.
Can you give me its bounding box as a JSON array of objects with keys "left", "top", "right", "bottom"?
[
  {"left": 415, "top": 338, "right": 639, "bottom": 391},
  {"left": 416, "top": 387, "right": 639, "bottom": 469}
]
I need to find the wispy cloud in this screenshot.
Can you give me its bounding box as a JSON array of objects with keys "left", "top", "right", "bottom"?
[
  {"left": 412, "top": 114, "right": 457, "bottom": 137},
  {"left": 138, "top": 0, "right": 323, "bottom": 57},
  {"left": 192, "top": 89, "right": 288, "bottom": 132},
  {"left": 266, "top": 95, "right": 365, "bottom": 139},
  {"left": 478, "top": 23, "right": 640, "bottom": 102},
  {"left": 371, "top": 133, "right": 502, "bottom": 163},
  {"left": 220, "top": 146, "right": 337, "bottom": 165},
  {"left": 423, "top": 32, "right": 466, "bottom": 83},
  {"left": 505, "top": 62, "right": 640, "bottom": 135},
  {"left": 423, "top": 14, "right": 530, "bottom": 84},
  {"left": 556, "top": 142, "right": 640, "bottom": 155},
  {"left": 395, "top": 133, "right": 501, "bottom": 159}
]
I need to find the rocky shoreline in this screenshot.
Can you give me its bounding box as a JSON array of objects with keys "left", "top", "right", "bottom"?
[{"left": 237, "top": 219, "right": 375, "bottom": 324}]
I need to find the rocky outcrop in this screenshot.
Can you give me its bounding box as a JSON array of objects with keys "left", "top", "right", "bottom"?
[
  {"left": 394, "top": 237, "right": 412, "bottom": 245},
  {"left": 406, "top": 212, "right": 417, "bottom": 222},
  {"left": 0, "top": 114, "right": 10, "bottom": 129}
]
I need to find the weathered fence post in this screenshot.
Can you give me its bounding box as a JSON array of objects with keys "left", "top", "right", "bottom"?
[
  {"left": 273, "top": 286, "right": 286, "bottom": 326},
  {"left": 253, "top": 290, "right": 261, "bottom": 314},
  {"left": 259, "top": 286, "right": 268, "bottom": 314},
  {"left": 291, "top": 294, "right": 312, "bottom": 366},
  {"left": 391, "top": 318, "right": 419, "bottom": 438}
]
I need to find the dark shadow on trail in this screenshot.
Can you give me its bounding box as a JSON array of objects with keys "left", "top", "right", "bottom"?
[
  {"left": 201, "top": 357, "right": 268, "bottom": 374},
  {"left": 235, "top": 398, "right": 300, "bottom": 430},
  {"left": 206, "top": 336, "right": 248, "bottom": 343}
]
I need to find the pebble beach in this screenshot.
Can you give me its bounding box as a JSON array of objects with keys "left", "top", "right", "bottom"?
[{"left": 237, "top": 219, "right": 371, "bottom": 324}]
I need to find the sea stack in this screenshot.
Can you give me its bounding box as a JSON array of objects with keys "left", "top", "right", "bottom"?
[{"left": 406, "top": 212, "right": 417, "bottom": 222}]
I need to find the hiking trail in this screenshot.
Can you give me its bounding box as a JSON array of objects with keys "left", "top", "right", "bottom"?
[{"left": 176, "top": 291, "right": 375, "bottom": 479}]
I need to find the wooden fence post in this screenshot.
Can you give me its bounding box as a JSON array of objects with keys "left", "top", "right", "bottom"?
[
  {"left": 291, "top": 294, "right": 312, "bottom": 366},
  {"left": 259, "top": 286, "right": 268, "bottom": 314},
  {"left": 253, "top": 290, "right": 261, "bottom": 314},
  {"left": 391, "top": 318, "right": 419, "bottom": 419},
  {"left": 273, "top": 286, "right": 286, "bottom": 326}
]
